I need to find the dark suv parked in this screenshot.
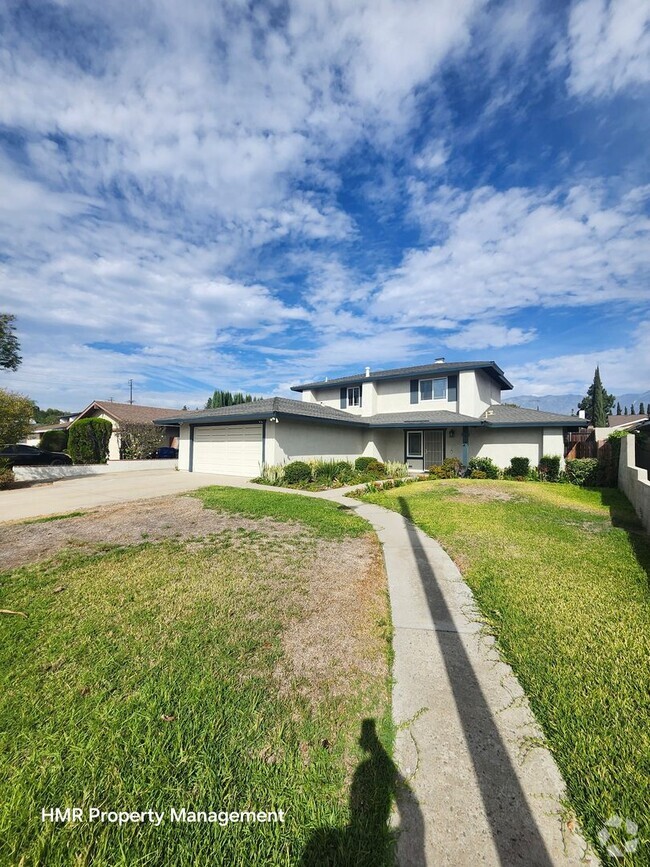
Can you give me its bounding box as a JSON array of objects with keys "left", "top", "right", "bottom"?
[{"left": 0, "top": 444, "right": 73, "bottom": 467}]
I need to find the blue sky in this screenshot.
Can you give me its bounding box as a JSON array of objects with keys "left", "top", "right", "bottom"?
[{"left": 0, "top": 0, "right": 648, "bottom": 410}]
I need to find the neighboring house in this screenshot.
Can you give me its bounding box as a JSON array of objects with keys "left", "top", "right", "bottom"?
[
  {"left": 71, "top": 401, "right": 181, "bottom": 460},
  {"left": 21, "top": 422, "right": 68, "bottom": 446},
  {"left": 21, "top": 413, "right": 79, "bottom": 446},
  {"left": 155, "top": 359, "right": 587, "bottom": 477},
  {"left": 593, "top": 414, "right": 650, "bottom": 441}
]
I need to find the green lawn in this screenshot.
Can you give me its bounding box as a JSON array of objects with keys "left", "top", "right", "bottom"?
[
  {"left": 360, "top": 479, "right": 650, "bottom": 864},
  {"left": 0, "top": 489, "right": 394, "bottom": 867}
]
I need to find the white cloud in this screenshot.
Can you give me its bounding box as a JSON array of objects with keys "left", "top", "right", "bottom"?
[
  {"left": 376, "top": 182, "right": 650, "bottom": 323},
  {"left": 563, "top": 0, "right": 650, "bottom": 97},
  {"left": 508, "top": 321, "right": 650, "bottom": 394},
  {"left": 444, "top": 322, "right": 537, "bottom": 349}
]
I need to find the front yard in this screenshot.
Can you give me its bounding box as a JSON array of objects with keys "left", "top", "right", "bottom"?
[
  {"left": 360, "top": 479, "right": 650, "bottom": 863},
  {"left": 0, "top": 489, "right": 393, "bottom": 867}
]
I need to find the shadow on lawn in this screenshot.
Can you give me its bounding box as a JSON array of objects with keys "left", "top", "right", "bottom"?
[
  {"left": 598, "top": 486, "right": 650, "bottom": 584},
  {"left": 300, "top": 718, "right": 423, "bottom": 867}
]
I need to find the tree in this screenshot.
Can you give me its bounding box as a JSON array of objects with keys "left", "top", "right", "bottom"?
[
  {"left": 578, "top": 367, "right": 614, "bottom": 426},
  {"left": 68, "top": 418, "right": 112, "bottom": 464},
  {"left": 630, "top": 403, "right": 636, "bottom": 415},
  {"left": 32, "top": 406, "right": 69, "bottom": 424},
  {"left": 624, "top": 406, "right": 628, "bottom": 415},
  {"left": 0, "top": 388, "right": 33, "bottom": 445},
  {"left": 0, "top": 314, "right": 22, "bottom": 370},
  {"left": 205, "top": 389, "right": 261, "bottom": 408},
  {"left": 616, "top": 402, "right": 622, "bottom": 415},
  {"left": 641, "top": 402, "right": 646, "bottom": 415}
]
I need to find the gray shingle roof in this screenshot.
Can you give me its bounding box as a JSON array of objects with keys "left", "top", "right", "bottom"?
[
  {"left": 364, "top": 410, "right": 482, "bottom": 427},
  {"left": 291, "top": 360, "right": 513, "bottom": 391},
  {"left": 75, "top": 401, "right": 185, "bottom": 426},
  {"left": 482, "top": 405, "right": 587, "bottom": 426},
  {"left": 154, "top": 397, "right": 362, "bottom": 426},
  {"left": 156, "top": 398, "right": 586, "bottom": 429}
]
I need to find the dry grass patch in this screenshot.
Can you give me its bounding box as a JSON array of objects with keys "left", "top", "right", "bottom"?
[
  {"left": 0, "top": 495, "right": 299, "bottom": 570},
  {"left": 275, "top": 534, "right": 390, "bottom": 703}
]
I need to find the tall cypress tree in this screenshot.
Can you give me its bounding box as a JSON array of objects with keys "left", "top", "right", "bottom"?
[
  {"left": 592, "top": 368, "right": 606, "bottom": 427},
  {"left": 616, "top": 401, "right": 622, "bottom": 415},
  {"left": 578, "top": 366, "right": 614, "bottom": 425},
  {"left": 630, "top": 403, "right": 636, "bottom": 415},
  {"left": 641, "top": 402, "right": 646, "bottom": 415}
]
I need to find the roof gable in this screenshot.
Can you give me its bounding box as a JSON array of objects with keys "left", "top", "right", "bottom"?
[{"left": 72, "top": 400, "right": 184, "bottom": 426}]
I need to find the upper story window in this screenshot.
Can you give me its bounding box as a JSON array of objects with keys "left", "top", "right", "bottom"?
[
  {"left": 420, "top": 378, "right": 446, "bottom": 401},
  {"left": 347, "top": 386, "right": 361, "bottom": 407}
]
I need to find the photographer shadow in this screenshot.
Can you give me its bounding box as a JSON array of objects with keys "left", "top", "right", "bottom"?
[{"left": 300, "top": 718, "right": 424, "bottom": 867}]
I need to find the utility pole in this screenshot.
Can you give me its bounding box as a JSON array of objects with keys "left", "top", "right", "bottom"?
[{"left": 128, "top": 379, "right": 134, "bottom": 405}]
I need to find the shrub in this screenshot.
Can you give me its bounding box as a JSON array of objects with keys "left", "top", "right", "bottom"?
[
  {"left": 0, "top": 458, "right": 14, "bottom": 489},
  {"left": 428, "top": 465, "right": 448, "bottom": 479},
  {"left": 257, "top": 463, "right": 285, "bottom": 485},
  {"left": 361, "top": 460, "right": 386, "bottom": 479},
  {"left": 565, "top": 458, "right": 599, "bottom": 487},
  {"left": 118, "top": 422, "right": 165, "bottom": 460},
  {"left": 385, "top": 460, "right": 409, "bottom": 478},
  {"left": 538, "top": 455, "right": 561, "bottom": 482},
  {"left": 283, "top": 460, "right": 312, "bottom": 484},
  {"left": 312, "top": 459, "right": 354, "bottom": 485},
  {"left": 355, "top": 456, "right": 377, "bottom": 471},
  {"left": 508, "top": 457, "right": 530, "bottom": 478},
  {"left": 442, "top": 457, "right": 462, "bottom": 478},
  {"left": 68, "top": 418, "right": 112, "bottom": 464},
  {"left": 470, "top": 469, "right": 487, "bottom": 479},
  {"left": 467, "top": 457, "right": 499, "bottom": 479},
  {"left": 39, "top": 429, "right": 68, "bottom": 453},
  {"left": 603, "top": 431, "right": 629, "bottom": 487}
]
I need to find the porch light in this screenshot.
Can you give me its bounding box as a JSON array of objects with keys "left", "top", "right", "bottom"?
[{"left": 448, "top": 429, "right": 455, "bottom": 438}]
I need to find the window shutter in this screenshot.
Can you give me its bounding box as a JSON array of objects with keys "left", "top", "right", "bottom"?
[
  {"left": 340, "top": 387, "right": 347, "bottom": 409},
  {"left": 410, "top": 379, "right": 419, "bottom": 405},
  {"left": 359, "top": 383, "right": 362, "bottom": 407},
  {"left": 448, "top": 375, "right": 458, "bottom": 402}
]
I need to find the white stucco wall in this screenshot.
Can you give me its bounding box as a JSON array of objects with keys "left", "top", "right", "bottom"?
[
  {"left": 618, "top": 434, "right": 650, "bottom": 533},
  {"left": 178, "top": 424, "right": 191, "bottom": 470},
  {"left": 458, "top": 369, "right": 501, "bottom": 417},
  {"left": 274, "top": 420, "right": 364, "bottom": 463},
  {"left": 307, "top": 385, "right": 363, "bottom": 416},
  {"left": 470, "top": 427, "right": 544, "bottom": 468},
  {"left": 542, "top": 429, "right": 565, "bottom": 465}
]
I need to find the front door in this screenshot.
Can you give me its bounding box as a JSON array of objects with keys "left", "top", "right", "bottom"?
[
  {"left": 405, "top": 429, "right": 445, "bottom": 470},
  {"left": 424, "top": 430, "right": 444, "bottom": 468}
]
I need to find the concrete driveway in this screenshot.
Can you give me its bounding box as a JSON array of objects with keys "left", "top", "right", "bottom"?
[{"left": 0, "top": 469, "right": 250, "bottom": 522}]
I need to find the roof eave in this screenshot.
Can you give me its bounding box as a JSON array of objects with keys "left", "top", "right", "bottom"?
[{"left": 292, "top": 362, "right": 513, "bottom": 392}]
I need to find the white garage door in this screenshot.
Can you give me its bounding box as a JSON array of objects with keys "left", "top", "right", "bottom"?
[{"left": 192, "top": 424, "right": 263, "bottom": 476}]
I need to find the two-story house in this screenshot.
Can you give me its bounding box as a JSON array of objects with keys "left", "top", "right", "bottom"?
[{"left": 157, "top": 359, "right": 587, "bottom": 476}]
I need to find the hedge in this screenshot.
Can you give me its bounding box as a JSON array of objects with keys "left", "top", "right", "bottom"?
[
  {"left": 39, "top": 429, "right": 68, "bottom": 453},
  {"left": 68, "top": 418, "right": 112, "bottom": 465}
]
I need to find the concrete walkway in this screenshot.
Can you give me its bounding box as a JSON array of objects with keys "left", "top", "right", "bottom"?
[
  {"left": 326, "top": 491, "right": 596, "bottom": 866},
  {"left": 0, "top": 471, "right": 596, "bottom": 863}
]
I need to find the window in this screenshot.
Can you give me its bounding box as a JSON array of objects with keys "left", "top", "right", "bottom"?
[
  {"left": 420, "top": 378, "right": 447, "bottom": 401},
  {"left": 406, "top": 431, "right": 423, "bottom": 456},
  {"left": 347, "top": 386, "right": 361, "bottom": 407}
]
